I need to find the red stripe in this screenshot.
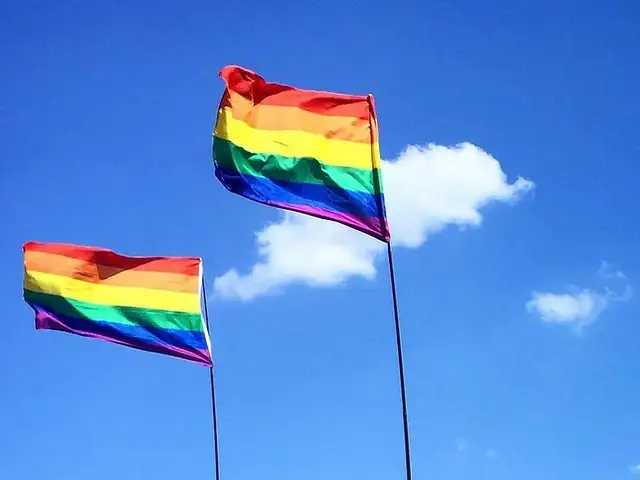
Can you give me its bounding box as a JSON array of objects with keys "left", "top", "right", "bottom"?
[
  {"left": 23, "top": 242, "right": 201, "bottom": 276},
  {"left": 219, "top": 65, "right": 371, "bottom": 120}
]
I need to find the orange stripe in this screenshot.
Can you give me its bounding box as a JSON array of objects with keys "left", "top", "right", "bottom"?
[
  {"left": 24, "top": 242, "right": 201, "bottom": 276},
  {"left": 25, "top": 251, "right": 200, "bottom": 294},
  {"left": 221, "top": 92, "right": 371, "bottom": 143},
  {"left": 219, "top": 65, "right": 371, "bottom": 120}
]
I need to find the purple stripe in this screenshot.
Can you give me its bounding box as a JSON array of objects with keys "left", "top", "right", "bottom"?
[
  {"left": 34, "top": 308, "right": 212, "bottom": 366},
  {"left": 271, "top": 202, "right": 391, "bottom": 242}
]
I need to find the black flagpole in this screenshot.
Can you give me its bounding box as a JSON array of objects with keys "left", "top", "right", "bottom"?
[
  {"left": 202, "top": 279, "right": 221, "bottom": 480},
  {"left": 365, "top": 93, "right": 412, "bottom": 480},
  {"left": 386, "top": 242, "right": 412, "bottom": 480}
]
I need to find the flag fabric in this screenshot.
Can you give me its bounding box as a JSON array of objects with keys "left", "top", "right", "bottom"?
[
  {"left": 212, "top": 65, "right": 391, "bottom": 242},
  {"left": 23, "top": 241, "right": 212, "bottom": 366}
]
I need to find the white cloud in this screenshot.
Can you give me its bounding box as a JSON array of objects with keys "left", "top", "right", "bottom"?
[
  {"left": 526, "top": 290, "right": 609, "bottom": 325},
  {"left": 214, "top": 142, "right": 534, "bottom": 301},
  {"left": 526, "top": 263, "right": 632, "bottom": 330},
  {"left": 630, "top": 464, "right": 640, "bottom": 475}
]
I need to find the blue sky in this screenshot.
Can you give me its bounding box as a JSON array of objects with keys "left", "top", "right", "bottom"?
[{"left": 2, "top": 0, "right": 640, "bottom": 478}]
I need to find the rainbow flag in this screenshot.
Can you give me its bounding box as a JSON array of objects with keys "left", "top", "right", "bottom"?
[
  {"left": 212, "top": 65, "right": 390, "bottom": 242},
  {"left": 23, "top": 242, "right": 212, "bottom": 366}
]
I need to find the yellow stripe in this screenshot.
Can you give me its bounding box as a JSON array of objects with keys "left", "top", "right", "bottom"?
[
  {"left": 214, "top": 108, "right": 374, "bottom": 170},
  {"left": 370, "top": 112, "right": 382, "bottom": 170},
  {"left": 24, "top": 271, "right": 200, "bottom": 314}
]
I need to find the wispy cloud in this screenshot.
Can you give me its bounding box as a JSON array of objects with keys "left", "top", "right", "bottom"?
[
  {"left": 526, "top": 262, "right": 632, "bottom": 331},
  {"left": 214, "top": 142, "right": 534, "bottom": 301},
  {"left": 630, "top": 464, "right": 640, "bottom": 475},
  {"left": 454, "top": 438, "right": 497, "bottom": 462},
  {"left": 456, "top": 438, "right": 470, "bottom": 453}
]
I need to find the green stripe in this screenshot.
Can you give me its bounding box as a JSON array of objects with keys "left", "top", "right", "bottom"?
[
  {"left": 213, "top": 136, "right": 382, "bottom": 194},
  {"left": 24, "top": 290, "right": 204, "bottom": 332}
]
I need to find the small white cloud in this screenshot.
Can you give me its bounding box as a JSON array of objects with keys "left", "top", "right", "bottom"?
[
  {"left": 526, "top": 263, "right": 632, "bottom": 330},
  {"left": 526, "top": 290, "right": 609, "bottom": 326},
  {"left": 214, "top": 142, "right": 534, "bottom": 301},
  {"left": 630, "top": 464, "right": 640, "bottom": 475}
]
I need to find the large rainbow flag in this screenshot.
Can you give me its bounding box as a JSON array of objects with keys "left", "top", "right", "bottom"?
[
  {"left": 212, "top": 65, "right": 390, "bottom": 242},
  {"left": 23, "top": 242, "right": 212, "bottom": 366}
]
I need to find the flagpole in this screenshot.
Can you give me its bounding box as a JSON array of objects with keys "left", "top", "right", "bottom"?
[
  {"left": 386, "top": 242, "right": 412, "bottom": 480},
  {"left": 202, "top": 279, "right": 221, "bottom": 480}
]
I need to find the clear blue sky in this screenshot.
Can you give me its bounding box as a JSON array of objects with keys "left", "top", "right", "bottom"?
[{"left": 2, "top": 0, "right": 640, "bottom": 478}]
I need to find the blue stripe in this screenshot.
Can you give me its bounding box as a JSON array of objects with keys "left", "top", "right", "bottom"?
[
  {"left": 214, "top": 166, "right": 383, "bottom": 219},
  {"left": 30, "top": 303, "right": 210, "bottom": 361}
]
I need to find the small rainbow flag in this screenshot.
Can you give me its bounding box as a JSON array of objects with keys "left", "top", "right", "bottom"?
[
  {"left": 212, "top": 65, "right": 390, "bottom": 242},
  {"left": 23, "top": 242, "right": 212, "bottom": 366}
]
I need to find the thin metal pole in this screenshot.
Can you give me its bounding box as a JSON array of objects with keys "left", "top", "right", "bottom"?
[
  {"left": 386, "top": 242, "right": 412, "bottom": 480},
  {"left": 202, "top": 280, "right": 220, "bottom": 480}
]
